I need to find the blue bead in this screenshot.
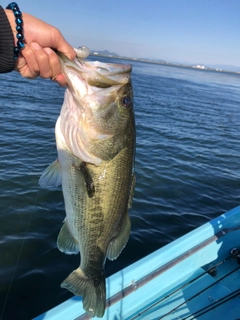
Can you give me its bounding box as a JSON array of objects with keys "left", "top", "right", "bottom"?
[
  {"left": 14, "top": 46, "right": 19, "bottom": 54},
  {"left": 16, "top": 33, "right": 24, "bottom": 40},
  {"left": 7, "top": 2, "right": 18, "bottom": 10},
  {"left": 12, "top": 2, "right": 18, "bottom": 9},
  {"left": 6, "top": 3, "right": 23, "bottom": 60},
  {"left": 17, "top": 40, "right": 25, "bottom": 48},
  {"left": 14, "top": 46, "right": 19, "bottom": 60},
  {"left": 14, "top": 10, "right": 22, "bottom": 17},
  {"left": 16, "top": 25, "right": 23, "bottom": 33},
  {"left": 15, "top": 17, "right": 23, "bottom": 25}
]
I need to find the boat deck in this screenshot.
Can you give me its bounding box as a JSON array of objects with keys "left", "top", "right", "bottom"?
[
  {"left": 35, "top": 206, "right": 240, "bottom": 320},
  {"left": 137, "top": 252, "right": 240, "bottom": 319}
]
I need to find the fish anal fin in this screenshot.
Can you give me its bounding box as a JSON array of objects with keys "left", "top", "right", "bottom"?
[
  {"left": 107, "top": 213, "right": 131, "bottom": 260},
  {"left": 39, "top": 159, "right": 62, "bottom": 188},
  {"left": 61, "top": 268, "right": 106, "bottom": 318},
  {"left": 57, "top": 221, "right": 79, "bottom": 255}
]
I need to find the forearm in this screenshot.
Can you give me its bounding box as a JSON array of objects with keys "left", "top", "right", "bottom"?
[{"left": 0, "top": 5, "right": 14, "bottom": 73}]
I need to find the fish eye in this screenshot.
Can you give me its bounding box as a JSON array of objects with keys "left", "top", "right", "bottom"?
[{"left": 121, "top": 96, "right": 132, "bottom": 108}]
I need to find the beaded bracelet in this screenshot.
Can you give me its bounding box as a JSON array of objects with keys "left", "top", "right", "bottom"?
[{"left": 6, "top": 2, "right": 25, "bottom": 60}]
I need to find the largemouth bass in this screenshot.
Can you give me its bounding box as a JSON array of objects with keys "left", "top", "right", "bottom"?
[{"left": 39, "top": 49, "right": 135, "bottom": 317}]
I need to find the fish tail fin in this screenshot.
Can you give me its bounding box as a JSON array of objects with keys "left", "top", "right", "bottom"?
[{"left": 61, "top": 268, "right": 106, "bottom": 318}]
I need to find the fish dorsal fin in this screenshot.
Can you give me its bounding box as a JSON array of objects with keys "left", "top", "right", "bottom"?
[
  {"left": 38, "top": 159, "right": 62, "bottom": 188},
  {"left": 106, "top": 213, "right": 131, "bottom": 261},
  {"left": 128, "top": 174, "right": 136, "bottom": 208}
]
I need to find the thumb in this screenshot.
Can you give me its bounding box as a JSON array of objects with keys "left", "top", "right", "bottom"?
[{"left": 49, "top": 29, "right": 76, "bottom": 60}]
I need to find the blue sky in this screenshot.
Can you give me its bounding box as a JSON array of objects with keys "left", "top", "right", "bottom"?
[{"left": 18, "top": 0, "right": 240, "bottom": 68}]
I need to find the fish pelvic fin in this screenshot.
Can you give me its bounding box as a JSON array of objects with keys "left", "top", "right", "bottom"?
[
  {"left": 57, "top": 221, "right": 79, "bottom": 255},
  {"left": 39, "top": 159, "right": 62, "bottom": 188},
  {"left": 61, "top": 268, "right": 106, "bottom": 318},
  {"left": 107, "top": 213, "right": 131, "bottom": 260}
]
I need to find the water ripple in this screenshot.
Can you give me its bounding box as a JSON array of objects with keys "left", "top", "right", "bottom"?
[{"left": 1, "top": 61, "right": 240, "bottom": 319}]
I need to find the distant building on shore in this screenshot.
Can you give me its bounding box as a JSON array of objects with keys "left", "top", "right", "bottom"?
[{"left": 193, "top": 64, "right": 205, "bottom": 69}]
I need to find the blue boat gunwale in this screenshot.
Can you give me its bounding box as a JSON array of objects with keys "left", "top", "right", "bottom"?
[{"left": 34, "top": 205, "right": 240, "bottom": 320}]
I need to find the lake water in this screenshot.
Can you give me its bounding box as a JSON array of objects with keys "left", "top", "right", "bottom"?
[{"left": 0, "top": 57, "right": 240, "bottom": 320}]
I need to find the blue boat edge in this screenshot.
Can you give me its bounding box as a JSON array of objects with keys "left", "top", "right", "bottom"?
[{"left": 34, "top": 205, "right": 240, "bottom": 320}]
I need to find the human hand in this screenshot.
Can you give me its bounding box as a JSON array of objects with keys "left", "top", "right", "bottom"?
[{"left": 5, "top": 10, "right": 76, "bottom": 86}]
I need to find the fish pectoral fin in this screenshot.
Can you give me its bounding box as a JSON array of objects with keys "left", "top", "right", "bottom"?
[
  {"left": 79, "top": 162, "right": 95, "bottom": 198},
  {"left": 61, "top": 268, "right": 106, "bottom": 318},
  {"left": 107, "top": 213, "right": 131, "bottom": 260},
  {"left": 38, "top": 159, "right": 62, "bottom": 188},
  {"left": 57, "top": 221, "right": 79, "bottom": 255}
]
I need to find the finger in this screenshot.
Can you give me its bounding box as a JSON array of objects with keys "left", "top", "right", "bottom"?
[
  {"left": 54, "top": 73, "right": 68, "bottom": 87},
  {"left": 51, "top": 29, "right": 76, "bottom": 60},
  {"left": 17, "top": 44, "right": 39, "bottom": 78},
  {"left": 43, "top": 47, "right": 62, "bottom": 80},
  {"left": 30, "top": 42, "right": 53, "bottom": 78},
  {"left": 42, "top": 48, "right": 68, "bottom": 86},
  {"left": 57, "top": 44, "right": 76, "bottom": 60}
]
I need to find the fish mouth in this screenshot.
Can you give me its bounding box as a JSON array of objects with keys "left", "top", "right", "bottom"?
[
  {"left": 85, "top": 61, "right": 132, "bottom": 88},
  {"left": 58, "top": 52, "right": 132, "bottom": 90}
]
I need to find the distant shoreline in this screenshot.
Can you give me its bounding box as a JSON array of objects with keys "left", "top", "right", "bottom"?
[{"left": 89, "top": 53, "right": 240, "bottom": 75}]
